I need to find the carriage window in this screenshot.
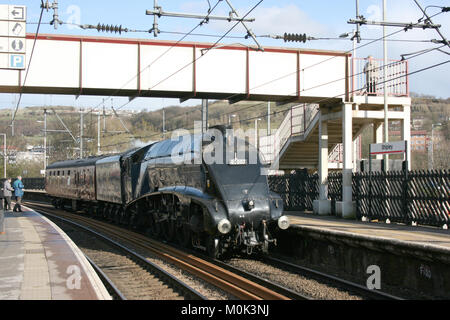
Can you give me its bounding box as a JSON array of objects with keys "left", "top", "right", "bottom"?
[
  {"left": 68, "top": 170, "right": 70, "bottom": 176},
  {"left": 57, "top": 171, "right": 60, "bottom": 176}
]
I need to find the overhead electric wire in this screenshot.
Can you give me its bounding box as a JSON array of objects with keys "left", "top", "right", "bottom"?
[
  {"left": 227, "top": 59, "right": 450, "bottom": 128},
  {"left": 41, "top": 0, "right": 225, "bottom": 151},
  {"left": 18, "top": 4, "right": 448, "bottom": 154},
  {"left": 142, "top": 0, "right": 264, "bottom": 99},
  {"left": 108, "top": 0, "right": 223, "bottom": 112},
  {"left": 221, "top": 9, "right": 448, "bottom": 106},
  {"left": 115, "top": 42, "right": 449, "bottom": 150},
  {"left": 100, "top": 39, "right": 447, "bottom": 151}
]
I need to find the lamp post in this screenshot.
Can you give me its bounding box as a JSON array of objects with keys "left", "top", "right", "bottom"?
[
  {"left": 0, "top": 133, "right": 6, "bottom": 178},
  {"left": 37, "top": 109, "right": 48, "bottom": 171}
]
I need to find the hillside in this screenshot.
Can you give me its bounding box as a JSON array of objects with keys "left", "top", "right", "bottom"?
[{"left": 0, "top": 94, "right": 448, "bottom": 175}]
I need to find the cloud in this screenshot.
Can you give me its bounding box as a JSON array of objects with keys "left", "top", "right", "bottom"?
[{"left": 250, "top": 5, "right": 329, "bottom": 37}]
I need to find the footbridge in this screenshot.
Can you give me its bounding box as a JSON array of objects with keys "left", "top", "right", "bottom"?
[{"left": 0, "top": 33, "right": 349, "bottom": 103}]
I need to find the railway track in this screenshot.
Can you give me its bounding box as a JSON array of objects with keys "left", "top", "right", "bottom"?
[
  {"left": 172, "top": 244, "right": 402, "bottom": 300},
  {"left": 263, "top": 256, "right": 403, "bottom": 300},
  {"left": 25, "top": 201, "right": 302, "bottom": 300},
  {"left": 35, "top": 205, "right": 206, "bottom": 300},
  {"left": 25, "top": 200, "right": 401, "bottom": 300}
]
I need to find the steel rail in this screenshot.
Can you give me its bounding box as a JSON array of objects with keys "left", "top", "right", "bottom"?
[
  {"left": 210, "top": 258, "right": 310, "bottom": 300},
  {"left": 26, "top": 202, "right": 290, "bottom": 300},
  {"left": 84, "top": 255, "right": 127, "bottom": 300},
  {"left": 27, "top": 204, "right": 206, "bottom": 300},
  {"left": 265, "top": 256, "right": 403, "bottom": 300}
]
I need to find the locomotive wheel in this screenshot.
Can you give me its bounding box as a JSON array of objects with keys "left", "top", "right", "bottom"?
[
  {"left": 95, "top": 205, "right": 103, "bottom": 218},
  {"left": 161, "top": 221, "right": 171, "bottom": 241},
  {"left": 161, "top": 219, "right": 176, "bottom": 242},
  {"left": 176, "top": 223, "right": 192, "bottom": 248},
  {"left": 110, "top": 206, "right": 118, "bottom": 224},
  {"left": 103, "top": 205, "right": 110, "bottom": 221},
  {"left": 115, "top": 207, "right": 124, "bottom": 225},
  {"left": 85, "top": 206, "right": 94, "bottom": 217},
  {"left": 149, "top": 213, "right": 161, "bottom": 238}
]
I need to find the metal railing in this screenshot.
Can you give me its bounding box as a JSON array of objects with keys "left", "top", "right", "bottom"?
[
  {"left": 268, "top": 170, "right": 319, "bottom": 211},
  {"left": 259, "top": 104, "right": 319, "bottom": 164},
  {"left": 352, "top": 57, "right": 409, "bottom": 97},
  {"left": 329, "top": 144, "right": 343, "bottom": 164},
  {"left": 354, "top": 169, "right": 449, "bottom": 227}
]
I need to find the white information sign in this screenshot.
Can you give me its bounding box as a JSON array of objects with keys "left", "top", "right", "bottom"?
[
  {"left": 0, "top": 4, "right": 26, "bottom": 70},
  {"left": 370, "top": 140, "right": 406, "bottom": 155}
]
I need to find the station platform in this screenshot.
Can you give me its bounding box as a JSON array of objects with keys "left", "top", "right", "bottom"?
[
  {"left": 282, "top": 212, "right": 450, "bottom": 298},
  {"left": 286, "top": 212, "right": 450, "bottom": 256},
  {"left": 0, "top": 205, "right": 112, "bottom": 300}
]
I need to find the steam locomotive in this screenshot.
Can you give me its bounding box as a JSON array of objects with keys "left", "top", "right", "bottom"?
[{"left": 45, "top": 126, "right": 290, "bottom": 257}]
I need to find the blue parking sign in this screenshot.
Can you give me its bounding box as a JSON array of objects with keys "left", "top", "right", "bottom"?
[{"left": 10, "top": 54, "right": 25, "bottom": 69}]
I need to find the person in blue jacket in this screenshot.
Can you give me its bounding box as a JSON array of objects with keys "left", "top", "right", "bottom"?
[{"left": 13, "top": 176, "right": 24, "bottom": 213}]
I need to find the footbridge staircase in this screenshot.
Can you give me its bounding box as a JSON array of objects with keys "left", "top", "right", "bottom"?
[{"left": 260, "top": 104, "right": 365, "bottom": 170}]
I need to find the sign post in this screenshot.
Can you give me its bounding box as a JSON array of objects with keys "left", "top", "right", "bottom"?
[
  {"left": 0, "top": 4, "right": 27, "bottom": 70},
  {"left": 369, "top": 140, "right": 408, "bottom": 172},
  {"left": 367, "top": 141, "right": 408, "bottom": 221}
]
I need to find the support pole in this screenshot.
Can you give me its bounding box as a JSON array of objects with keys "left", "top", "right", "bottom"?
[
  {"left": 313, "top": 110, "right": 331, "bottom": 215},
  {"left": 11, "top": 103, "right": 14, "bottom": 137},
  {"left": 2, "top": 134, "right": 6, "bottom": 178},
  {"left": 97, "top": 112, "right": 101, "bottom": 155},
  {"left": 383, "top": 0, "right": 389, "bottom": 171},
  {"left": 201, "top": 99, "right": 208, "bottom": 135},
  {"left": 44, "top": 109, "right": 47, "bottom": 169},
  {"left": 163, "top": 107, "right": 166, "bottom": 139},
  {"left": 401, "top": 104, "right": 411, "bottom": 170},
  {"left": 103, "top": 100, "right": 106, "bottom": 132},
  {"left": 337, "top": 103, "right": 356, "bottom": 218},
  {"left": 80, "top": 108, "right": 83, "bottom": 159}
]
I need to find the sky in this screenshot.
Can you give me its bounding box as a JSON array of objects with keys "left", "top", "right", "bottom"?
[{"left": 0, "top": 0, "right": 448, "bottom": 113}]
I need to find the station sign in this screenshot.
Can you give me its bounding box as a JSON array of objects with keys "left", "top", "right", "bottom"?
[
  {"left": 370, "top": 140, "right": 406, "bottom": 155},
  {"left": 0, "top": 4, "right": 26, "bottom": 70}
]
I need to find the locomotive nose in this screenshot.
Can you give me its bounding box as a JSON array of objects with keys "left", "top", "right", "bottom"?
[{"left": 226, "top": 197, "right": 272, "bottom": 225}]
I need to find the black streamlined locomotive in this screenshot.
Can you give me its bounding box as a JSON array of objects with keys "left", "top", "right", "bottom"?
[{"left": 46, "top": 126, "right": 290, "bottom": 257}]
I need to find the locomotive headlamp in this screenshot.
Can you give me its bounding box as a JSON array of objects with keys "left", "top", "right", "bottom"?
[
  {"left": 248, "top": 200, "right": 255, "bottom": 207},
  {"left": 278, "top": 216, "right": 290, "bottom": 230},
  {"left": 218, "top": 219, "right": 232, "bottom": 234}
]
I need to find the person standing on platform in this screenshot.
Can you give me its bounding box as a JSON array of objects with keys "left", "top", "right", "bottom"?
[
  {"left": 13, "top": 176, "right": 24, "bottom": 213},
  {"left": 3, "top": 178, "right": 14, "bottom": 211},
  {"left": 0, "top": 193, "right": 4, "bottom": 235}
]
